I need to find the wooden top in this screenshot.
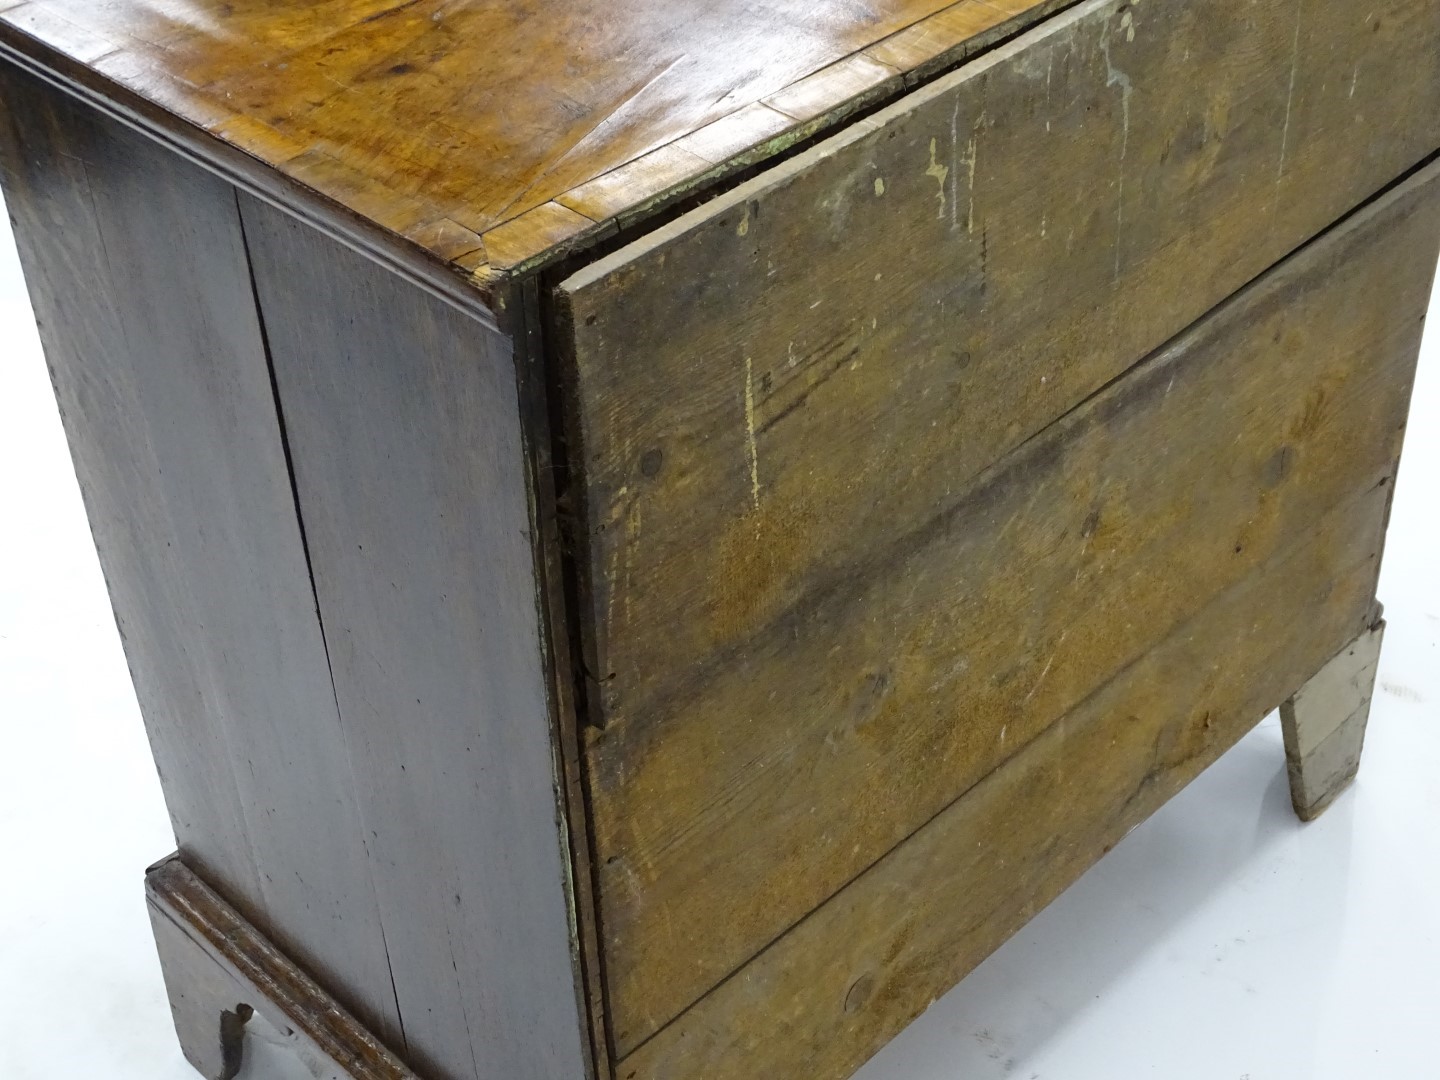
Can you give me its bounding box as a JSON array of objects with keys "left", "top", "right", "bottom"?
[{"left": 0, "top": 0, "right": 1055, "bottom": 313}]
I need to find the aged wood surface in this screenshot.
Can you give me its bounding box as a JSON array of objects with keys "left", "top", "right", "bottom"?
[
  {"left": 557, "top": 0, "right": 1440, "bottom": 1049},
  {"left": 0, "top": 0, "right": 1066, "bottom": 298},
  {"left": 1282, "top": 620, "right": 1385, "bottom": 821},
  {"left": 2, "top": 58, "right": 594, "bottom": 1080},
  {"left": 147, "top": 857, "right": 418, "bottom": 1080},
  {"left": 0, "top": 62, "right": 407, "bottom": 1049},
  {"left": 619, "top": 486, "right": 1392, "bottom": 1080},
  {"left": 866, "top": 0, "right": 1022, "bottom": 82},
  {"left": 613, "top": 162, "right": 1440, "bottom": 1080},
  {"left": 237, "top": 199, "right": 589, "bottom": 1080}
]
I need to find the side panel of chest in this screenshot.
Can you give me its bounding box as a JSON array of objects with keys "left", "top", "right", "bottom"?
[
  {"left": 0, "top": 62, "right": 590, "bottom": 1080},
  {"left": 554, "top": 0, "right": 1440, "bottom": 1054}
]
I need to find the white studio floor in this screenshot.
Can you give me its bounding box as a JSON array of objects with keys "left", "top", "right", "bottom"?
[{"left": 2, "top": 194, "right": 1438, "bottom": 1080}]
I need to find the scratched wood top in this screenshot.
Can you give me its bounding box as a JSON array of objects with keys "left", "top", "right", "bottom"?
[{"left": 0, "top": 0, "right": 1057, "bottom": 307}]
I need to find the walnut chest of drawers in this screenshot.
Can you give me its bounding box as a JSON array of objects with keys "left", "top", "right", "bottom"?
[{"left": 2, "top": 1, "right": 1437, "bottom": 1078}]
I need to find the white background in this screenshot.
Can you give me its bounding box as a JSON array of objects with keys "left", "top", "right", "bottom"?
[{"left": 1, "top": 194, "right": 1437, "bottom": 1080}]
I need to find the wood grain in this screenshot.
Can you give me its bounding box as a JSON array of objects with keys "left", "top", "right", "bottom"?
[
  {"left": 238, "top": 198, "right": 589, "bottom": 1080},
  {"left": 613, "top": 161, "right": 1440, "bottom": 1078},
  {"left": 0, "top": 62, "right": 407, "bottom": 1050},
  {"left": 866, "top": 0, "right": 1023, "bottom": 82},
  {"left": 618, "top": 481, "right": 1392, "bottom": 1080},
  {"left": 0, "top": 0, "right": 1063, "bottom": 303},
  {"left": 561, "top": 132, "right": 1440, "bottom": 1050},
  {"left": 561, "top": 0, "right": 1440, "bottom": 744},
  {"left": 3, "top": 2, "right": 1436, "bottom": 1077},
  {"left": 762, "top": 53, "right": 902, "bottom": 124}
]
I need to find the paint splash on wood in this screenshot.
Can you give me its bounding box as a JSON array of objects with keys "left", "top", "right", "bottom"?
[
  {"left": 744, "top": 355, "right": 761, "bottom": 509},
  {"left": 925, "top": 137, "right": 950, "bottom": 220}
]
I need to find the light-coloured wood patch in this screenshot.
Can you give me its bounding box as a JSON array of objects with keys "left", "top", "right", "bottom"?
[{"left": 1281, "top": 620, "right": 1385, "bottom": 819}]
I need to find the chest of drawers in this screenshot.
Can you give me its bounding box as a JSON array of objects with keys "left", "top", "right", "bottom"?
[{"left": 2, "top": 2, "right": 1437, "bottom": 1078}]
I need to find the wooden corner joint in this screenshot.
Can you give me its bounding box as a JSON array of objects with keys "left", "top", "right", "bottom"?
[{"left": 145, "top": 856, "right": 417, "bottom": 1080}]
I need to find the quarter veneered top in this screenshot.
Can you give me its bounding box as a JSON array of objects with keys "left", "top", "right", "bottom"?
[{"left": 0, "top": 0, "right": 1053, "bottom": 307}]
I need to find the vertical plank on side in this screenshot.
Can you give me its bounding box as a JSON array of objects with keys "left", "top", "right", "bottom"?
[
  {"left": 0, "top": 62, "right": 405, "bottom": 1047},
  {"left": 237, "top": 196, "right": 588, "bottom": 1080}
]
